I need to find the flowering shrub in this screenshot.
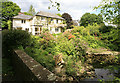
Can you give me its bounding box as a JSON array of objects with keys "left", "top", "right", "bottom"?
[
  {"left": 71, "top": 25, "right": 106, "bottom": 49},
  {"left": 68, "top": 34, "right": 75, "bottom": 40},
  {"left": 40, "top": 32, "right": 54, "bottom": 41}
]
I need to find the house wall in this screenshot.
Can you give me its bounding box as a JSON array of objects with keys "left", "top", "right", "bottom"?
[
  {"left": 13, "top": 15, "right": 66, "bottom": 35},
  {"left": 13, "top": 19, "right": 31, "bottom": 32}
]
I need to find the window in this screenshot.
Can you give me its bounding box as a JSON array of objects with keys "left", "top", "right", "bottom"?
[
  {"left": 40, "top": 27, "right": 42, "bottom": 31},
  {"left": 17, "top": 27, "right": 22, "bottom": 30},
  {"left": 55, "top": 28, "right": 59, "bottom": 32},
  {"left": 21, "top": 20, "right": 26, "bottom": 23},
  {"left": 25, "top": 28, "right": 29, "bottom": 31},
  {"left": 41, "top": 17, "right": 45, "bottom": 20},
  {"left": 35, "top": 28, "right": 38, "bottom": 31},
  {"left": 56, "top": 20, "right": 58, "bottom": 24}
]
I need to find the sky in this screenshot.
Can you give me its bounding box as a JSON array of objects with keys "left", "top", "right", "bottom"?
[{"left": 10, "top": 0, "right": 102, "bottom": 20}]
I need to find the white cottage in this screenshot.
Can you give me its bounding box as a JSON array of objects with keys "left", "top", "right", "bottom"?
[{"left": 13, "top": 11, "right": 66, "bottom": 35}]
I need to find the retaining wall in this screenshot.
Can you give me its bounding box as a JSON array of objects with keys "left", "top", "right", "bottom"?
[{"left": 12, "top": 49, "right": 60, "bottom": 82}]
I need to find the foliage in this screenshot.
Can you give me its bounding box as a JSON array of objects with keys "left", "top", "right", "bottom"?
[
  {"left": 48, "top": 0, "right": 60, "bottom": 11},
  {"left": 94, "top": 0, "right": 120, "bottom": 25},
  {"left": 80, "top": 13, "right": 104, "bottom": 27},
  {"left": 28, "top": 5, "right": 36, "bottom": 16},
  {"left": 100, "top": 28, "right": 120, "bottom": 51},
  {"left": 41, "top": 28, "right": 49, "bottom": 33},
  {"left": 94, "top": 0, "right": 120, "bottom": 51},
  {"left": 62, "top": 13, "right": 73, "bottom": 29},
  {"left": 71, "top": 25, "right": 106, "bottom": 49},
  {"left": 2, "top": 58, "right": 15, "bottom": 81},
  {"left": 7, "top": 20, "right": 12, "bottom": 30},
  {"left": 24, "top": 12, "right": 33, "bottom": 16},
  {"left": 25, "top": 33, "right": 56, "bottom": 71},
  {"left": 24, "top": 24, "right": 119, "bottom": 80},
  {"left": 99, "top": 25, "right": 114, "bottom": 33},
  {"left": 2, "top": 30, "right": 32, "bottom": 57},
  {"left": 1, "top": 1, "right": 21, "bottom": 29},
  {"left": 2, "top": 58, "right": 13, "bottom": 74},
  {"left": 24, "top": 29, "right": 87, "bottom": 78},
  {"left": 56, "top": 13, "right": 62, "bottom": 17},
  {"left": 65, "top": 56, "right": 76, "bottom": 76}
]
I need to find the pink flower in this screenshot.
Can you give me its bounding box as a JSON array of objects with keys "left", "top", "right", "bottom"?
[{"left": 76, "top": 46, "right": 78, "bottom": 48}]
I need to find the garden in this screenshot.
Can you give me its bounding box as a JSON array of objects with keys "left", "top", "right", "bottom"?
[{"left": 2, "top": 23, "right": 120, "bottom": 82}]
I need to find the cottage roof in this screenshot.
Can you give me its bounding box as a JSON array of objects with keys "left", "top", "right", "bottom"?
[
  {"left": 36, "top": 11, "right": 64, "bottom": 20},
  {"left": 13, "top": 14, "right": 33, "bottom": 20}
]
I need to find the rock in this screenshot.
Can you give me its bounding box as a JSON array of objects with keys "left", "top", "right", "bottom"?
[
  {"left": 87, "top": 72, "right": 91, "bottom": 75},
  {"left": 68, "top": 76, "right": 73, "bottom": 81},
  {"left": 80, "top": 69, "right": 85, "bottom": 74},
  {"left": 61, "top": 75, "right": 66, "bottom": 81},
  {"left": 55, "top": 67, "right": 61, "bottom": 74},
  {"left": 77, "top": 73, "right": 80, "bottom": 76}
]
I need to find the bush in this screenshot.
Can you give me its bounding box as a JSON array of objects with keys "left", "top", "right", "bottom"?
[
  {"left": 100, "top": 28, "right": 120, "bottom": 51},
  {"left": 2, "top": 30, "right": 32, "bottom": 57},
  {"left": 24, "top": 32, "right": 56, "bottom": 71},
  {"left": 71, "top": 25, "right": 106, "bottom": 49}
]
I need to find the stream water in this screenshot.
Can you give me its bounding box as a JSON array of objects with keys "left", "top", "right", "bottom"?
[{"left": 84, "top": 66, "right": 120, "bottom": 81}]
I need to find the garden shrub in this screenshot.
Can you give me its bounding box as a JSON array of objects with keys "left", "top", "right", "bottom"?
[
  {"left": 35, "top": 50, "right": 55, "bottom": 71},
  {"left": 71, "top": 25, "right": 106, "bottom": 49},
  {"left": 65, "top": 56, "right": 76, "bottom": 76},
  {"left": 100, "top": 28, "right": 120, "bottom": 51},
  {"left": 2, "top": 29, "right": 32, "bottom": 57},
  {"left": 24, "top": 31, "right": 56, "bottom": 71}
]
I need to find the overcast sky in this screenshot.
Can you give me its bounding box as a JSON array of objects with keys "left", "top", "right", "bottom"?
[{"left": 10, "top": 0, "right": 102, "bottom": 20}]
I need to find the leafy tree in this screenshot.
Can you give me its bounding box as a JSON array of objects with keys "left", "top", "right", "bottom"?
[
  {"left": 28, "top": 5, "right": 36, "bottom": 16},
  {"left": 94, "top": 0, "right": 120, "bottom": 51},
  {"left": 80, "top": 13, "right": 104, "bottom": 27},
  {"left": 94, "top": 0, "right": 120, "bottom": 25},
  {"left": 62, "top": 13, "right": 73, "bottom": 29},
  {"left": 1, "top": 1, "right": 21, "bottom": 29}
]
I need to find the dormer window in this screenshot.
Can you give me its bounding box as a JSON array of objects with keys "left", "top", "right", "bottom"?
[{"left": 21, "top": 20, "right": 26, "bottom": 23}]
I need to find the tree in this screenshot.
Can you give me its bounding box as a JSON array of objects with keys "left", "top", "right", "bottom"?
[
  {"left": 94, "top": 0, "right": 120, "bottom": 51},
  {"left": 1, "top": 1, "right": 21, "bottom": 29},
  {"left": 28, "top": 5, "right": 36, "bottom": 16},
  {"left": 80, "top": 13, "right": 104, "bottom": 27},
  {"left": 94, "top": 0, "right": 120, "bottom": 25},
  {"left": 62, "top": 13, "right": 73, "bottom": 29}
]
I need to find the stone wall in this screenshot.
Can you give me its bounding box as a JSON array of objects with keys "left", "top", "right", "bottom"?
[
  {"left": 12, "top": 49, "right": 60, "bottom": 81},
  {"left": 86, "top": 52, "right": 118, "bottom": 64}
]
